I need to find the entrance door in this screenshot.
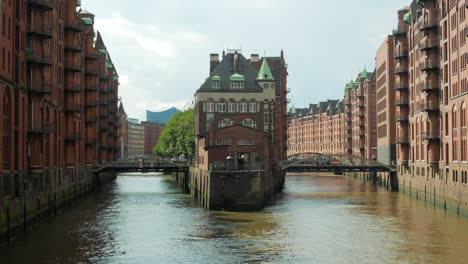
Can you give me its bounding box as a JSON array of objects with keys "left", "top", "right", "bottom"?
[{"left": 237, "top": 153, "right": 250, "bottom": 170}]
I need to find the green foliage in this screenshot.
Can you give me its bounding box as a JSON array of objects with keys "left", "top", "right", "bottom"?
[{"left": 153, "top": 109, "right": 195, "bottom": 158}]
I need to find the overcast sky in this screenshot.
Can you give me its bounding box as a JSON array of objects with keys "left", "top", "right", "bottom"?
[{"left": 83, "top": 0, "right": 410, "bottom": 121}]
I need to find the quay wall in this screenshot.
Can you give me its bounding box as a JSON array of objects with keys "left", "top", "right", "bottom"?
[{"left": 0, "top": 167, "right": 116, "bottom": 244}]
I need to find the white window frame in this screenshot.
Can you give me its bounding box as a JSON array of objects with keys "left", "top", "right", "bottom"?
[
  {"left": 228, "top": 102, "right": 236, "bottom": 113},
  {"left": 219, "top": 102, "right": 226, "bottom": 112},
  {"left": 212, "top": 81, "right": 220, "bottom": 89},
  {"left": 230, "top": 81, "right": 244, "bottom": 89},
  {"left": 249, "top": 102, "right": 257, "bottom": 113},
  {"left": 246, "top": 139, "right": 255, "bottom": 145},
  {"left": 240, "top": 102, "right": 248, "bottom": 113},
  {"left": 207, "top": 102, "right": 214, "bottom": 113},
  {"left": 237, "top": 139, "right": 246, "bottom": 146},
  {"left": 216, "top": 139, "right": 223, "bottom": 145}
]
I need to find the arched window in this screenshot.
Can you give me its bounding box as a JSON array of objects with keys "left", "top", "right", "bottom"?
[
  {"left": 228, "top": 99, "right": 236, "bottom": 113},
  {"left": 206, "top": 98, "right": 215, "bottom": 113},
  {"left": 240, "top": 119, "right": 257, "bottom": 129},
  {"left": 239, "top": 99, "right": 248, "bottom": 113},
  {"left": 461, "top": 102, "right": 466, "bottom": 127},
  {"left": 218, "top": 118, "right": 233, "bottom": 128},
  {"left": 219, "top": 99, "right": 227, "bottom": 113},
  {"left": 249, "top": 99, "right": 257, "bottom": 113},
  {"left": 2, "top": 90, "right": 11, "bottom": 170}
]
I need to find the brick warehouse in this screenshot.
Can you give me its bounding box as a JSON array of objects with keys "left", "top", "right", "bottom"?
[
  {"left": 288, "top": 0, "right": 468, "bottom": 215},
  {"left": 191, "top": 51, "right": 287, "bottom": 210},
  {"left": 0, "top": 0, "right": 119, "bottom": 238}
]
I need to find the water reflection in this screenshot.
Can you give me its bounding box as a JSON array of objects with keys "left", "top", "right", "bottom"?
[{"left": 1, "top": 174, "right": 468, "bottom": 263}]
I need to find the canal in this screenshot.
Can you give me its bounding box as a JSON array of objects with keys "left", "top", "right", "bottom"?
[{"left": 1, "top": 174, "right": 468, "bottom": 264}]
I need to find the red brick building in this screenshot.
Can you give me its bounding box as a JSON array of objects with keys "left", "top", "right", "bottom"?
[
  {"left": 191, "top": 51, "right": 287, "bottom": 210},
  {"left": 393, "top": 0, "right": 468, "bottom": 214},
  {"left": 287, "top": 100, "right": 345, "bottom": 156},
  {"left": 142, "top": 121, "right": 164, "bottom": 155},
  {"left": 0, "top": 0, "right": 119, "bottom": 234}
]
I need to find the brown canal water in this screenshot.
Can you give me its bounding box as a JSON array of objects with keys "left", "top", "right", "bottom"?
[{"left": 1, "top": 174, "right": 468, "bottom": 264}]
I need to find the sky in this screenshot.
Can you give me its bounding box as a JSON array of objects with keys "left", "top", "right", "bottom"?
[{"left": 82, "top": 0, "right": 410, "bottom": 121}]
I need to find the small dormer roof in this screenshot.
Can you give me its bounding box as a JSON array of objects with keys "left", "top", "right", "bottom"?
[{"left": 230, "top": 73, "right": 245, "bottom": 82}]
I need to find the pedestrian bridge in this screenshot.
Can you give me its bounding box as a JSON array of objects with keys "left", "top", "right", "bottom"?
[
  {"left": 280, "top": 153, "right": 393, "bottom": 173},
  {"left": 94, "top": 156, "right": 189, "bottom": 173}
]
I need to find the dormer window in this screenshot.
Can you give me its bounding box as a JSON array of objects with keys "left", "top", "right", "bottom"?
[
  {"left": 211, "top": 75, "right": 221, "bottom": 89},
  {"left": 230, "top": 81, "right": 244, "bottom": 89},
  {"left": 229, "top": 73, "right": 245, "bottom": 89}
]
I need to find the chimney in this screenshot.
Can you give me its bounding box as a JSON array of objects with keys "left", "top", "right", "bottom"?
[
  {"left": 210, "top": 54, "right": 219, "bottom": 73},
  {"left": 233, "top": 51, "right": 238, "bottom": 73},
  {"left": 250, "top": 54, "right": 260, "bottom": 69}
]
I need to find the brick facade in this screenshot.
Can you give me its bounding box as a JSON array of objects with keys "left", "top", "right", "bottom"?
[
  {"left": 0, "top": 0, "right": 119, "bottom": 234},
  {"left": 142, "top": 121, "right": 164, "bottom": 155}
]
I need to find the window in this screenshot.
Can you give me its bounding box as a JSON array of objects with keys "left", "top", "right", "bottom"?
[
  {"left": 240, "top": 119, "right": 257, "bottom": 129},
  {"left": 240, "top": 102, "right": 248, "bottom": 113},
  {"left": 249, "top": 102, "right": 257, "bottom": 113},
  {"left": 237, "top": 139, "right": 246, "bottom": 145},
  {"left": 246, "top": 139, "right": 255, "bottom": 145},
  {"left": 207, "top": 102, "right": 214, "bottom": 113},
  {"left": 230, "top": 81, "right": 244, "bottom": 89},
  {"left": 212, "top": 81, "right": 220, "bottom": 89},
  {"left": 218, "top": 119, "right": 233, "bottom": 128},
  {"left": 228, "top": 102, "right": 236, "bottom": 113},
  {"left": 216, "top": 138, "right": 232, "bottom": 146},
  {"left": 219, "top": 101, "right": 226, "bottom": 112}
]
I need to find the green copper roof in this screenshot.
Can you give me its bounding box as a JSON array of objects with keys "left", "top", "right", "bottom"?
[
  {"left": 309, "top": 108, "right": 316, "bottom": 115},
  {"left": 327, "top": 104, "right": 333, "bottom": 111},
  {"left": 360, "top": 69, "right": 368, "bottom": 80},
  {"left": 256, "top": 59, "right": 275, "bottom": 81},
  {"left": 82, "top": 18, "right": 93, "bottom": 25},
  {"left": 77, "top": 0, "right": 81, "bottom": 7},
  {"left": 403, "top": 13, "right": 411, "bottom": 24},
  {"left": 346, "top": 80, "right": 355, "bottom": 89},
  {"left": 113, "top": 76, "right": 119, "bottom": 81},
  {"left": 99, "top": 49, "right": 106, "bottom": 54},
  {"left": 229, "top": 73, "right": 245, "bottom": 82},
  {"left": 107, "top": 63, "right": 113, "bottom": 69},
  {"left": 212, "top": 75, "right": 221, "bottom": 81},
  {"left": 298, "top": 111, "right": 303, "bottom": 118}
]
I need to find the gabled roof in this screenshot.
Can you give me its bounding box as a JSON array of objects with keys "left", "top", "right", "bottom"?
[
  {"left": 95, "top": 31, "right": 106, "bottom": 49},
  {"left": 197, "top": 53, "right": 262, "bottom": 93},
  {"left": 256, "top": 58, "right": 275, "bottom": 82}
]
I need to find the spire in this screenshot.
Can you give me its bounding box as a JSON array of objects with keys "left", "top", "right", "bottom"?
[
  {"left": 118, "top": 101, "right": 126, "bottom": 116},
  {"left": 256, "top": 58, "right": 275, "bottom": 82},
  {"left": 95, "top": 31, "right": 106, "bottom": 49}
]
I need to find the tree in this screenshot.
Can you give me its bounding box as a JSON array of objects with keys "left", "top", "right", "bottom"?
[{"left": 153, "top": 108, "right": 195, "bottom": 158}]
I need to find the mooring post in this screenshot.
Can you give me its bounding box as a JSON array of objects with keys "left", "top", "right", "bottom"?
[{"left": 6, "top": 199, "right": 11, "bottom": 244}]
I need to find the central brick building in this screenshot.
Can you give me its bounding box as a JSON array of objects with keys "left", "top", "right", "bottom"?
[{"left": 191, "top": 51, "right": 287, "bottom": 210}]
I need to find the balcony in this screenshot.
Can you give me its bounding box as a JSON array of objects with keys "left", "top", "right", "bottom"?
[
  {"left": 395, "top": 113, "right": 409, "bottom": 122},
  {"left": 394, "top": 65, "right": 408, "bottom": 75},
  {"left": 85, "top": 52, "right": 100, "bottom": 60},
  {"left": 419, "top": 19, "right": 438, "bottom": 32},
  {"left": 26, "top": 48, "right": 52, "bottom": 66},
  {"left": 85, "top": 67, "right": 99, "bottom": 76},
  {"left": 64, "top": 61, "right": 82, "bottom": 72},
  {"left": 85, "top": 85, "right": 98, "bottom": 91},
  {"left": 64, "top": 85, "right": 81, "bottom": 93},
  {"left": 85, "top": 117, "right": 98, "bottom": 123},
  {"left": 85, "top": 100, "right": 99, "bottom": 107},
  {"left": 419, "top": 38, "right": 439, "bottom": 51},
  {"left": 27, "top": 24, "right": 53, "bottom": 38},
  {"left": 64, "top": 104, "right": 82, "bottom": 113},
  {"left": 392, "top": 28, "right": 407, "bottom": 38},
  {"left": 64, "top": 41, "right": 82, "bottom": 53},
  {"left": 395, "top": 83, "right": 409, "bottom": 91},
  {"left": 65, "top": 19, "right": 83, "bottom": 32},
  {"left": 421, "top": 130, "right": 440, "bottom": 141},
  {"left": 27, "top": 0, "right": 55, "bottom": 10},
  {"left": 395, "top": 98, "right": 409, "bottom": 107},
  {"left": 421, "top": 60, "right": 439, "bottom": 72},
  {"left": 85, "top": 138, "right": 98, "bottom": 145},
  {"left": 396, "top": 137, "right": 410, "bottom": 145},
  {"left": 65, "top": 134, "right": 81, "bottom": 142},
  {"left": 420, "top": 80, "right": 440, "bottom": 92},
  {"left": 28, "top": 121, "right": 54, "bottom": 134},
  {"left": 418, "top": 102, "right": 439, "bottom": 112},
  {"left": 394, "top": 49, "right": 409, "bottom": 59},
  {"left": 26, "top": 82, "right": 53, "bottom": 95}
]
